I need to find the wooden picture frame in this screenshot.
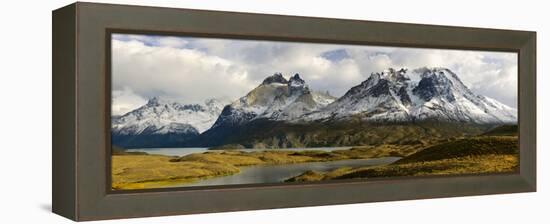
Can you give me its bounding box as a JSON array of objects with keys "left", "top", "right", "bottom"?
[{"left": 53, "top": 2, "right": 536, "bottom": 221}]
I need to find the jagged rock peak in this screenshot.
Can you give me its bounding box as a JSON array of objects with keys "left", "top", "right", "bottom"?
[
  {"left": 414, "top": 66, "right": 449, "bottom": 75},
  {"left": 288, "top": 73, "right": 306, "bottom": 87},
  {"left": 411, "top": 67, "right": 468, "bottom": 102},
  {"left": 416, "top": 67, "right": 468, "bottom": 87},
  {"left": 146, "top": 96, "right": 168, "bottom": 106},
  {"left": 376, "top": 68, "right": 411, "bottom": 83},
  {"left": 262, "top": 72, "right": 288, "bottom": 85}
]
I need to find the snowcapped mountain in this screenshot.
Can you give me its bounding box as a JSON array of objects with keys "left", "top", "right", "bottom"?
[
  {"left": 210, "top": 73, "right": 336, "bottom": 129},
  {"left": 111, "top": 97, "right": 227, "bottom": 148},
  {"left": 301, "top": 67, "right": 517, "bottom": 124},
  {"left": 113, "top": 68, "right": 516, "bottom": 149}
]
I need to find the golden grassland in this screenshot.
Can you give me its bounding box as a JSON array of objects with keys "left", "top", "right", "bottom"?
[
  {"left": 112, "top": 133, "right": 518, "bottom": 190},
  {"left": 286, "top": 136, "right": 518, "bottom": 182},
  {"left": 285, "top": 154, "right": 518, "bottom": 182},
  {"left": 111, "top": 143, "right": 425, "bottom": 190},
  {"left": 111, "top": 155, "right": 240, "bottom": 189}
]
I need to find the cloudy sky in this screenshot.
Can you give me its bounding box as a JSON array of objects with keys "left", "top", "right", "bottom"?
[{"left": 111, "top": 33, "right": 518, "bottom": 116}]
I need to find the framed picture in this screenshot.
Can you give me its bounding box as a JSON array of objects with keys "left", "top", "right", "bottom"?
[{"left": 53, "top": 2, "right": 536, "bottom": 221}]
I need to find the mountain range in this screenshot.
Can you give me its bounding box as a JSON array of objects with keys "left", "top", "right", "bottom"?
[
  {"left": 112, "top": 67, "right": 517, "bottom": 148},
  {"left": 111, "top": 98, "right": 226, "bottom": 148},
  {"left": 299, "top": 67, "right": 516, "bottom": 123}
]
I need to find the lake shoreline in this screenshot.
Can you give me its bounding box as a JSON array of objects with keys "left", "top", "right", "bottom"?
[
  {"left": 286, "top": 136, "right": 519, "bottom": 182},
  {"left": 126, "top": 146, "right": 355, "bottom": 157},
  {"left": 112, "top": 135, "right": 518, "bottom": 190},
  {"left": 176, "top": 157, "right": 401, "bottom": 187},
  {"left": 112, "top": 144, "right": 420, "bottom": 190}
]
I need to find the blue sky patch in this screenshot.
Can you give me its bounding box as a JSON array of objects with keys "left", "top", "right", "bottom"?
[{"left": 321, "top": 49, "right": 350, "bottom": 61}]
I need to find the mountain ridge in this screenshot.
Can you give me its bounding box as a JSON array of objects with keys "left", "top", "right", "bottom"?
[
  {"left": 112, "top": 67, "right": 517, "bottom": 148},
  {"left": 209, "top": 72, "right": 337, "bottom": 129},
  {"left": 111, "top": 97, "right": 227, "bottom": 148},
  {"left": 298, "top": 67, "right": 516, "bottom": 124}
]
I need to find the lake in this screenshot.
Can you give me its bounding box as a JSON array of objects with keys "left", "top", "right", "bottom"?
[
  {"left": 175, "top": 157, "right": 400, "bottom": 187},
  {"left": 126, "top": 147, "right": 400, "bottom": 187},
  {"left": 127, "top": 146, "right": 354, "bottom": 157}
]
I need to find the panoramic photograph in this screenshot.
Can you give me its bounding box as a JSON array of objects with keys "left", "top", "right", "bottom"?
[{"left": 110, "top": 33, "right": 519, "bottom": 190}]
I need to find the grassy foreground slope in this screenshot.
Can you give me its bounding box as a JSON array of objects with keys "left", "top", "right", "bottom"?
[
  {"left": 111, "top": 154, "right": 239, "bottom": 189},
  {"left": 286, "top": 127, "right": 519, "bottom": 182},
  {"left": 111, "top": 143, "right": 425, "bottom": 190},
  {"left": 481, "top": 124, "right": 518, "bottom": 136},
  {"left": 395, "top": 136, "right": 517, "bottom": 164},
  {"left": 286, "top": 154, "right": 517, "bottom": 182}
]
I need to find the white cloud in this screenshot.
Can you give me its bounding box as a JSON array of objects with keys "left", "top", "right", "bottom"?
[
  {"left": 157, "top": 37, "right": 189, "bottom": 48},
  {"left": 112, "top": 34, "right": 518, "bottom": 115},
  {"left": 112, "top": 39, "right": 257, "bottom": 115},
  {"left": 112, "top": 87, "right": 147, "bottom": 115}
]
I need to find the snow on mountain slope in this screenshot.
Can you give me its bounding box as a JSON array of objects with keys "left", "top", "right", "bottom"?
[
  {"left": 112, "top": 67, "right": 515, "bottom": 148},
  {"left": 210, "top": 73, "right": 336, "bottom": 128},
  {"left": 312, "top": 90, "right": 338, "bottom": 107},
  {"left": 301, "top": 67, "right": 517, "bottom": 124},
  {"left": 112, "top": 97, "right": 227, "bottom": 136}
]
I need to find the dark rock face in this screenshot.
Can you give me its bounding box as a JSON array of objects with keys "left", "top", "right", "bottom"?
[
  {"left": 288, "top": 73, "right": 307, "bottom": 94},
  {"left": 211, "top": 105, "right": 257, "bottom": 128},
  {"left": 262, "top": 72, "right": 288, "bottom": 85},
  {"left": 288, "top": 73, "right": 305, "bottom": 86},
  {"left": 387, "top": 68, "right": 410, "bottom": 83},
  {"left": 145, "top": 98, "right": 207, "bottom": 112},
  {"left": 112, "top": 132, "right": 199, "bottom": 148},
  {"left": 343, "top": 69, "right": 410, "bottom": 99},
  {"left": 112, "top": 123, "right": 199, "bottom": 148},
  {"left": 145, "top": 97, "right": 162, "bottom": 107},
  {"left": 368, "top": 79, "right": 391, "bottom": 97},
  {"left": 413, "top": 77, "right": 438, "bottom": 101},
  {"left": 179, "top": 104, "right": 205, "bottom": 112},
  {"left": 344, "top": 73, "right": 380, "bottom": 96},
  {"left": 413, "top": 71, "right": 455, "bottom": 102},
  {"left": 398, "top": 86, "right": 412, "bottom": 106}
]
